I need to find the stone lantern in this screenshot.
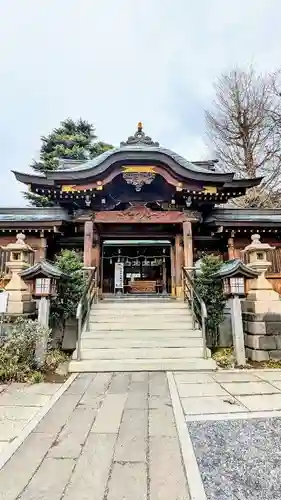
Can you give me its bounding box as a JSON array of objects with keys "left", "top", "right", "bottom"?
[
  {"left": 21, "top": 260, "right": 68, "bottom": 364},
  {"left": 244, "top": 234, "right": 276, "bottom": 301},
  {"left": 214, "top": 259, "right": 259, "bottom": 366},
  {"left": 242, "top": 234, "right": 281, "bottom": 361},
  {"left": 1, "top": 233, "right": 35, "bottom": 315}
]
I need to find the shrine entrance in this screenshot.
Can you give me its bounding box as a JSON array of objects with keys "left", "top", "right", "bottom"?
[{"left": 101, "top": 240, "right": 171, "bottom": 294}]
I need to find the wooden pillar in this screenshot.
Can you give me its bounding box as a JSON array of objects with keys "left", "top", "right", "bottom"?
[
  {"left": 228, "top": 231, "right": 235, "bottom": 260},
  {"left": 170, "top": 244, "right": 176, "bottom": 296},
  {"left": 162, "top": 258, "right": 167, "bottom": 294},
  {"left": 39, "top": 231, "right": 47, "bottom": 260},
  {"left": 183, "top": 221, "right": 193, "bottom": 268},
  {"left": 175, "top": 234, "right": 184, "bottom": 297},
  {"left": 83, "top": 220, "right": 93, "bottom": 267},
  {"left": 92, "top": 226, "right": 101, "bottom": 291}
]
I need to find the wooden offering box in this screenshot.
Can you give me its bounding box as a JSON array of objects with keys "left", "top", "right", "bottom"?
[{"left": 129, "top": 280, "right": 156, "bottom": 293}]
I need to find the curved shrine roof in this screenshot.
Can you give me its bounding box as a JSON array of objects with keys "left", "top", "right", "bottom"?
[{"left": 12, "top": 123, "right": 262, "bottom": 190}]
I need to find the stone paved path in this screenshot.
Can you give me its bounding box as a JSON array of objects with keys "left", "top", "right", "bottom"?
[
  {"left": 0, "top": 372, "right": 190, "bottom": 500},
  {"left": 173, "top": 370, "right": 281, "bottom": 500},
  {"left": 0, "top": 382, "right": 62, "bottom": 456},
  {"left": 174, "top": 370, "right": 281, "bottom": 417}
]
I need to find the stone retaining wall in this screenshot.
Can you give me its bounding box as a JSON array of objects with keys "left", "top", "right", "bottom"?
[{"left": 243, "top": 311, "right": 281, "bottom": 361}]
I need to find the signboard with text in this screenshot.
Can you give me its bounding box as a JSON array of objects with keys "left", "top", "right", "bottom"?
[{"left": 114, "top": 262, "right": 124, "bottom": 291}]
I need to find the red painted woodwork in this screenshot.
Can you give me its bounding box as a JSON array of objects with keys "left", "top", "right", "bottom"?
[{"left": 93, "top": 205, "right": 197, "bottom": 224}]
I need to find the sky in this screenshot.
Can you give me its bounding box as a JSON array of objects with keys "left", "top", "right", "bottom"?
[{"left": 0, "top": 0, "right": 281, "bottom": 206}]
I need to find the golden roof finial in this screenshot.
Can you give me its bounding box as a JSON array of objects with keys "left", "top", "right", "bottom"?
[{"left": 137, "top": 121, "right": 143, "bottom": 131}]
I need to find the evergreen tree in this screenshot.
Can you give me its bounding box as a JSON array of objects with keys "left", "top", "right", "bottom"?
[{"left": 24, "top": 118, "right": 113, "bottom": 206}]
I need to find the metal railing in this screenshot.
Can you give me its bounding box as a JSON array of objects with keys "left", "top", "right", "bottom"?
[
  {"left": 76, "top": 267, "right": 98, "bottom": 361},
  {"left": 182, "top": 267, "right": 208, "bottom": 359}
]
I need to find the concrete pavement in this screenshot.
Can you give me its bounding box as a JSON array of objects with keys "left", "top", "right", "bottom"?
[
  {"left": 2, "top": 370, "right": 281, "bottom": 499},
  {"left": 0, "top": 382, "right": 62, "bottom": 456},
  {"left": 0, "top": 372, "right": 190, "bottom": 500}
]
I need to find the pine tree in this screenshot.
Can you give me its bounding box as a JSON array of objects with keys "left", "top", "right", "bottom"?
[{"left": 24, "top": 118, "right": 113, "bottom": 206}]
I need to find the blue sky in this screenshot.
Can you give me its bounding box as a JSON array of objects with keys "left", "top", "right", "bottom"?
[{"left": 0, "top": 0, "right": 280, "bottom": 206}]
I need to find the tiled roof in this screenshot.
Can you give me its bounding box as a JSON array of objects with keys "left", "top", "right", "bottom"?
[
  {"left": 0, "top": 208, "right": 69, "bottom": 222},
  {"left": 205, "top": 208, "right": 281, "bottom": 224},
  {"left": 21, "top": 260, "right": 68, "bottom": 279}
]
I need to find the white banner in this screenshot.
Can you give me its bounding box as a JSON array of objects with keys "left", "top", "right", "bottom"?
[{"left": 114, "top": 262, "right": 124, "bottom": 290}]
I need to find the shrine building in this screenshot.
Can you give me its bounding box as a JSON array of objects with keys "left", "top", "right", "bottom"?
[{"left": 2, "top": 122, "right": 281, "bottom": 296}]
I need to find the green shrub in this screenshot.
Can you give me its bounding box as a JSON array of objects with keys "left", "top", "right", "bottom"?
[
  {"left": 195, "top": 254, "right": 225, "bottom": 350},
  {"left": 0, "top": 317, "right": 51, "bottom": 382},
  {"left": 43, "top": 349, "right": 69, "bottom": 373},
  {"left": 50, "top": 249, "right": 86, "bottom": 331}
]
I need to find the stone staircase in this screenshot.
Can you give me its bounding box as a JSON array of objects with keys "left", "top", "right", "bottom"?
[{"left": 68, "top": 295, "right": 216, "bottom": 372}]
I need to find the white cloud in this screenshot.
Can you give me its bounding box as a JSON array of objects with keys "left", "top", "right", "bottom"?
[{"left": 0, "top": 0, "right": 281, "bottom": 205}]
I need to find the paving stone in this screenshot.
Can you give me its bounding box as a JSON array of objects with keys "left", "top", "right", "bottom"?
[
  {"left": 35, "top": 394, "right": 81, "bottom": 435},
  {"left": 132, "top": 372, "right": 148, "bottom": 382},
  {"left": 255, "top": 371, "right": 281, "bottom": 382},
  {"left": 0, "top": 385, "right": 7, "bottom": 394},
  {"left": 63, "top": 433, "right": 116, "bottom": 500},
  {"left": 149, "top": 436, "right": 189, "bottom": 500},
  {"left": 174, "top": 373, "right": 215, "bottom": 384},
  {"left": 107, "top": 462, "right": 147, "bottom": 500},
  {"left": 221, "top": 381, "right": 281, "bottom": 396},
  {"left": 148, "top": 395, "right": 172, "bottom": 410},
  {"left": 212, "top": 372, "right": 261, "bottom": 383},
  {"left": 177, "top": 382, "right": 228, "bottom": 398},
  {"left": 0, "top": 393, "right": 49, "bottom": 407},
  {"left": 129, "top": 381, "right": 148, "bottom": 393},
  {"left": 19, "top": 457, "right": 75, "bottom": 500},
  {"left": 108, "top": 373, "right": 131, "bottom": 393},
  {"left": 5, "top": 383, "right": 61, "bottom": 396},
  {"left": 181, "top": 396, "right": 246, "bottom": 415},
  {"left": 82, "top": 372, "right": 112, "bottom": 399},
  {"left": 48, "top": 405, "right": 97, "bottom": 458},
  {"left": 149, "top": 372, "right": 169, "bottom": 397},
  {"left": 91, "top": 393, "right": 127, "bottom": 433},
  {"left": 125, "top": 391, "right": 148, "bottom": 409},
  {"left": 66, "top": 373, "right": 95, "bottom": 394},
  {"left": 269, "top": 381, "right": 281, "bottom": 391},
  {"left": 114, "top": 409, "right": 147, "bottom": 462},
  {"left": 78, "top": 373, "right": 111, "bottom": 408},
  {"left": 0, "top": 419, "right": 28, "bottom": 441},
  {"left": 78, "top": 393, "right": 104, "bottom": 409},
  {"left": 236, "top": 393, "right": 281, "bottom": 411},
  {"left": 0, "top": 441, "right": 8, "bottom": 454},
  {"left": 0, "top": 405, "right": 40, "bottom": 421},
  {"left": 2, "top": 383, "right": 27, "bottom": 392},
  {"left": 0, "top": 432, "right": 55, "bottom": 500},
  {"left": 149, "top": 406, "right": 177, "bottom": 437}
]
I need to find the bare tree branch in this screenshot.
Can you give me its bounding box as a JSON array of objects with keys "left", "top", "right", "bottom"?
[{"left": 206, "top": 66, "right": 281, "bottom": 207}]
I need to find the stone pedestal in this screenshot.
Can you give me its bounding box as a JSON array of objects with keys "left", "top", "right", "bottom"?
[
  {"left": 231, "top": 296, "right": 246, "bottom": 366},
  {"left": 242, "top": 234, "right": 281, "bottom": 361},
  {"left": 2, "top": 234, "right": 35, "bottom": 315}
]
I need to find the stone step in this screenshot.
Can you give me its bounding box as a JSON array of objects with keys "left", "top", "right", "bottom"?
[
  {"left": 81, "top": 337, "right": 204, "bottom": 349},
  {"left": 69, "top": 358, "right": 217, "bottom": 372},
  {"left": 90, "top": 308, "right": 191, "bottom": 318},
  {"left": 87, "top": 322, "right": 193, "bottom": 331},
  {"left": 95, "top": 301, "right": 187, "bottom": 310},
  {"left": 82, "top": 329, "right": 203, "bottom": 339},
  {"left": 79, "top": 346, "right": 205, "bottom": 360},
  {"left": 100, "top": 296, "right": 175, "bottom": 302},
  {"left": 89, "top": 313, "right": 192, "bottom": 329}
]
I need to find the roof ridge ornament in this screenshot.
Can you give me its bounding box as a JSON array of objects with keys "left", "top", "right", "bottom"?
[{"left": 120, "top": 122, "right": 160, "bottom": 147}]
